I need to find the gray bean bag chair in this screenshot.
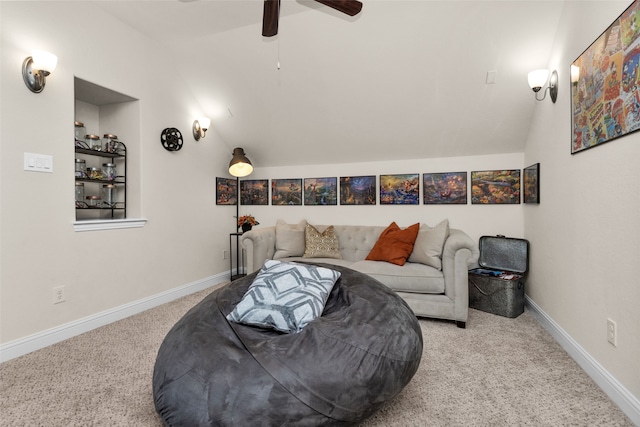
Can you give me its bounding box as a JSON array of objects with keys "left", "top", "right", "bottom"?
[{"left": 153, "top": 263, "right": 423, "bottom": 426}]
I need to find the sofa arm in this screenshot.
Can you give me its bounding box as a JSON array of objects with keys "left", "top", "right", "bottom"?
[
  {"left": 442, "top": 229, "right": 480, "bottom": 323},
  {"left": 241, "top": 226, "right": 276, "bottom": 274}
]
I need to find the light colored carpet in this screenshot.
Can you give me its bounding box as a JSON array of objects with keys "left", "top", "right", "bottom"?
[{"left": 0, "top": 284, "right": 633, "bottom": 426}]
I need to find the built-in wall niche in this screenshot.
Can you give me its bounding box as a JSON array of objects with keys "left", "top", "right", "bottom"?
[{"left": 73, "top": 77, "right": 144, "bottom": 231}]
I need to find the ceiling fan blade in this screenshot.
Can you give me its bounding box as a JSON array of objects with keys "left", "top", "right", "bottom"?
[
  {"left": 262, "top": 0, "right": 280, "bottom": 37},
  {"left": 314, "top": 0, "right": 362, "bottom": 16}
]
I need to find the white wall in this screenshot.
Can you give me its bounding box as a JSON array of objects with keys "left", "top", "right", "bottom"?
[
  {"left": 239, "top": 153, "right": 525, "bottom": 244},
  {"left": 0, "top": 2, "right": 234, "bottom": 345},
  {"left": 525, "top": 0, "right": 639, "bottom": 403}
]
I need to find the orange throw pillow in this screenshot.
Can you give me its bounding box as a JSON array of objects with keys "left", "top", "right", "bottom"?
[{"left": 365, "top": 222, "right": 420, "bottom": 266}]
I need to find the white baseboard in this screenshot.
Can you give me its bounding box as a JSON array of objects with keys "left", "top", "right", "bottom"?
[
  {"left": 0, "top": 272, "right": 229, "bottom": 363},
  {"left": 526, "top": 296, "right": 640, "bottom": 426}
]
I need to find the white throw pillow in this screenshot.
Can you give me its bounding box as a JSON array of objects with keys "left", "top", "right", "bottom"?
[
  {"left": 274, "top": 219, "right": 307, "bottom": 259},
  {"left": 227, "top": 260, "right": 341, "bottom": 333},
  {"left": 408, "top": 219, "right": 450, "bottom": 270}
]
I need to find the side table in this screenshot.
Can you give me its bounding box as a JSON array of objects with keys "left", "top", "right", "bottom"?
[{"left": 229, "top": 232, "right": 246, "bottom": 281}]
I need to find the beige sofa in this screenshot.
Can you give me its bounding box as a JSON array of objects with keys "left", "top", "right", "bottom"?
[{"left": 241, "top": 220, "right": 479, "bottom": 328}]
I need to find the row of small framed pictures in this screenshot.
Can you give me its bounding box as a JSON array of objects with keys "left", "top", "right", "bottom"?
[{"left": 216, "top": 164, "right": 540, "bottom": 206}]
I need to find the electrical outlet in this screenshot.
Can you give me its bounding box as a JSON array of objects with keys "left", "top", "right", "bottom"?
[
  {"left": 53, "top": 286, "right": 66, "bottom": 304},
  {"left": 607, "top": 318, "right": 617, "bottom": 347},
  {"left": 223, "top": 250, "right": 228, "bottom": 260}
]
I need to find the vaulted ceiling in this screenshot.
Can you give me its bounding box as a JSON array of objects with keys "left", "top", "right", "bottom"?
[{"left": 96, "top": 0, "right": 565, "bottom": 167}]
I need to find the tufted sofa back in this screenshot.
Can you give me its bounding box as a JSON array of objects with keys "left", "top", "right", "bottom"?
[{"left": 324, "top": 225, "right": 386, "bottom": 262}]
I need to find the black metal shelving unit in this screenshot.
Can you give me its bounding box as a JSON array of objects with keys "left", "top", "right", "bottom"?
[{"left": 75, "top": 143, "right": 127, "bottom": 219}]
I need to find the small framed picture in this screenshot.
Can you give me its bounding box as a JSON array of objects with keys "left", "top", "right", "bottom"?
[
  {"left": 523, "top": 163, "right": 540, "bottom": 204},
  {"left": 380, "top": 174, "right": 420, "bottom": 205},
  {"left": 216, "top": 177, "right": 237, "bottom": 205},
  {"left": 271, "top": 179, "right": 302, "bottom": 205},
  {"left": 240, "top": 179, "right": 269, "bottom": 205},
  {"left": 471, "top": 170, "right": 520, "bottom": 204},
  {"left": 423, "top": 172, "right": 467, "bottom": 204},
  {"left": 304, "top": 177, "right": 337, "bottom": 205},
  {"left": 340, "top": 176, "right": 376, "bottom": 205}
]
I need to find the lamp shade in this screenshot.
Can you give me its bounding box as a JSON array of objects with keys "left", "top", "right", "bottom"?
[
  {"left": 229, "top": 147, "right": 253, "bottom": 177},
  {"left": 528, "top": 69, "right": 549, "bottom": 91},
  {"left": 31, "top": 50, "right": 58, "bottom": 73},
  {"left": 198, "top": 117, "right": 211, "bottom": 130}
]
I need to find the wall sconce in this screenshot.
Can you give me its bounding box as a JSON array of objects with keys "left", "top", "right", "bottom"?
[
  {"left": 528, "top": 69, "right": 558, "bottom": 103},
  {"left": 22, "top": 50, "right": 58, "bottom": 93},
  {"left": 192, "top": 117, "right": 211, "bottom": 141}
]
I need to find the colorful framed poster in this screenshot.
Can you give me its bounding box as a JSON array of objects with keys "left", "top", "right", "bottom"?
[
  {"left": 523, "top": 163, "right": 540, "bottom": 204},
  {"left": 379, "top": 174, "right": 420, "bottom": 205},
  {"left": 471, "top": 170, "right": 520, "bottom": 204},
  {"left": 271, "top": 179, "right": 302, "bottom": 205},
  {"left": 571, "top": 0, "right": 640, "bottom": 154},
  {"left": 304, "top": 177, "right": 337, "bottom": 205},
  {"left": 339, "top": 176, "right": 376, "bottom": 205},
  {"left": 240, "top": 179, "right": 269, "bottom": 205},
  {"left": 216, "top": 177, "right": 237, "bottom": 205},
  {"left": 423, "top": 172, "right": 467, "bottom": 204}
]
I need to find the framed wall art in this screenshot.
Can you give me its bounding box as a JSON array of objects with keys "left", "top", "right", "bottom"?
[
  {"left": 471, "top": 170, "right": 520, "bottom": 204},
  {"left": 271, "top": 179, "right": 302, "bottom": 205},
  {"left": 423, "top": 172, "right": 467, "bottom": 204},
  {"left": 523, "top": 163, "right": 540, "bottom": 204},
  {"left": 339, "top": 176, "right": 376, "bottom": 205},
  {"left": 216, "top": 177, "right": 237, "bottom": 205},
  {"left": 380, "top": 174, "right": 420, "bottom": 205},
  {"left": 303, "top": 177, "right": 337, "bottom": 205},
  {"left": 240, "top": 179, "right": 269, "bottom": 205},
  {"left": 571, "top": 0, "right": 640, "bottom": 154}
]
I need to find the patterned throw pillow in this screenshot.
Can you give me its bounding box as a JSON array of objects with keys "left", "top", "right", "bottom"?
[
  {"left": 303, "top": 224, "right": 342, "bottom": 259},
  {"left": 227, "top": 260, "right": 341, "bottom": 333}
]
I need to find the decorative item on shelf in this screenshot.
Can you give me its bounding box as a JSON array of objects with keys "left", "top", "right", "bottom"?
[
  {"left": 103, "top": 134, "right": 121, "bottom": 153},
  {"left": 102, "top": 163, "right": 117, "bottom": 181},
  {"left": 22, "top": 50, "right": 57, "bottom": 93},
  {"left": 192, "top": 117, "right": 211, "bottom": 141},
  {"left": 75, "top": 122, "right": 86, "bottom": 146},
  {"left": 75, "top": 159, "right": 87, "bottom": 178},
  {"left": 101, "top": 184, "right": 118, "bottom": 207},
  {"left": 86, "top": 195, "right": 101, "bottom": 207},
  {"left": 75, "top": 182, "right": 85, "bottom": 207},
  {"left": 238, "top": 215, "right": 259, "bottom": 233},
  {"left": 527, "top": 69, "right": 557, "bottom": 103},
  {"left": 86, "top": 134, "right": 102, "bottom": 151},
  {"left": 87, "top": 167, "right": 104, "bottom": 180},
  {"left": 160, "top": 127, "right": 184, "bottom": 151}
]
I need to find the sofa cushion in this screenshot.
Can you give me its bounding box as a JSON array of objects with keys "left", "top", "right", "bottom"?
[
  {"left": 365, "top": 222, "right": 419, "bottom": 266},
  {"left": 226, "top": 260, "right": 341, "bottom": 333},
  {"left": 274, "top": 219, "right": 307, "bottom": 259},
  {"left": 351, "top": 260, "right": 445, "bottom": 294},
  {"left": 408, "top": 219, "right": 450, "bottom": 270},
  {"left": 304, "top": 224, "right": 342, "bottom": 259}
]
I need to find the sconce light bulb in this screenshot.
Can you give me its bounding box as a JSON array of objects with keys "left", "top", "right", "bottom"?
[
  {"left": 528, "top": 69, "right": 549, "bottom": 91},
  {"left": 198, "top": 117, "right": 211, "bottom": 131},
  {"left": 31, "top": 50, "right": 58, "bottom": 74}
]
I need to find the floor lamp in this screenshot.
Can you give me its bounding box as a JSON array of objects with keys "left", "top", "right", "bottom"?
[{"left": 228, "top": 148, "right": 253, "bottom": 280}]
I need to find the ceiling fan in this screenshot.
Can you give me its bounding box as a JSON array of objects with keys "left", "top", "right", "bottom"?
[{"left": 262, "top": 0, "right": 363, "bottom": 37}]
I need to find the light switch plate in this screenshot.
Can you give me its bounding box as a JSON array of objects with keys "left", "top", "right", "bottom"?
[{"left": 24, "top": 152, "right": 53, "bottom": 173}]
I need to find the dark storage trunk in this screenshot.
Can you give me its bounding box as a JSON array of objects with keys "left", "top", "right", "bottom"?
[{"left": 468, "top": 235, "right": 529, "bottom": 318}]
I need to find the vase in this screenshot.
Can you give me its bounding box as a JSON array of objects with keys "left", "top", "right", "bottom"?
[{"left": 241, "top": 223, "right": 252, "bottom": 233}]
